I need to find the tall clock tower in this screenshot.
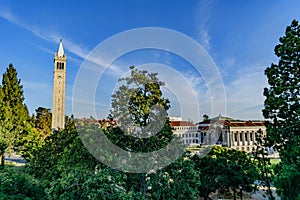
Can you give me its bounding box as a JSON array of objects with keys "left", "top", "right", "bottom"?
[{"left": 52, "top": 39, "right": 66, "bottom": 130}]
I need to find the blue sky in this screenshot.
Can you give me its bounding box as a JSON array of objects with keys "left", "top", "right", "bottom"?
[{"left": 0, "top": 0, "right": 299, "bottom": 121}]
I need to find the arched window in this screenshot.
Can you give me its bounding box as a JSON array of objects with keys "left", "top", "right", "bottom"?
[{"left": 62, "top": 63, "right": 64, "bottom": 69}]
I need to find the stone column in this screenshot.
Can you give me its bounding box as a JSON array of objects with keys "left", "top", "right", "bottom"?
[{"left": 242, "top": 132, "right": 245, "bottom": 146}]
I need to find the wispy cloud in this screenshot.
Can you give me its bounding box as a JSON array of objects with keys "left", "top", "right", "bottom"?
[
  {"left": 226, "top": 70, "right": 268, "bottom": 119},
  {"left": 230, "top": 104, "right": 264, "bottom": 120},
  {"left": 22, "top": 81, "right": 49, "bottom": 91},
  {"left": 195, "top": 0, "right": 214, "bottom": 51},
  {"left": 0, "top": 8, "right": 123, "bottom": 76},
  {"left": 199, "top": 30, "right": 211, "bottom": 51}
]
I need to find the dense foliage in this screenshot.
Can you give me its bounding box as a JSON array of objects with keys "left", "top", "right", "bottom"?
[
  {"left": 0, "top": 65, "right": 279, "bottom": 199},
  {"left": 263, "top": 19, "right": 300, "bottom": 200},
  {"left": 0, "top": 64, "right": 31, "bottom": 166},
  {"left": 0, "top": 167, "right": 45, "bottom": 199}
]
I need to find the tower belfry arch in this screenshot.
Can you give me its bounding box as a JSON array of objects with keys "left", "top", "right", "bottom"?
[{"left": 51, "top": 39, "right": 66, "bottom": 130}]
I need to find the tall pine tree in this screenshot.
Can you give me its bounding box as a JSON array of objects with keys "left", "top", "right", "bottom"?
[
  {"left": 263, "top": 19, "right": 300, "bottom": 199},
  {"left": 0, "top": 63, "right": 30, "bottom": 165},
  {"left": 263, "top": 20, "right": 300, "bottom": 158}
]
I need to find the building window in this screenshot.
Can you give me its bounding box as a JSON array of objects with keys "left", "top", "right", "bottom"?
[
  {"left": 234, "top": 133, "right": 238, "bottom": 142},
  {"left": 250, "top": 132, "right": 253, "bottom": 141},
  {"left": 240, "top": 132, "right": 243, "bottom": 141},
  {"left": 245, "top": 132, "right": 248, "bottom": 141}
]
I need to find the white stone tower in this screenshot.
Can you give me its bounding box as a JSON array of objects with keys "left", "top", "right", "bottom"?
[{"left": 51, "top": 39, "right": 66, "bottom": 130}]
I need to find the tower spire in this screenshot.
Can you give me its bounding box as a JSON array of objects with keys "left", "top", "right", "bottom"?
[{"left": 57, "top": 38, "right": 65, "bottom": 57}]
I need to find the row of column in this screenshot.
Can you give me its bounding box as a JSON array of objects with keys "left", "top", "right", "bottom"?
[{"left": 232, "top": 131, "right": 258, "bottom": 146}]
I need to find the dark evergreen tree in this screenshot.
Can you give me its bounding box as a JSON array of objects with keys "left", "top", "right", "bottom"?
[
  {"left": 0, "top": 87, "right": 6, "bottom": 163},
  {"left": 263, "top": 19, "right": 300, "bottom": 199},
  {"left": 0, "top": 63, "right": 30, "bottom": 165}
]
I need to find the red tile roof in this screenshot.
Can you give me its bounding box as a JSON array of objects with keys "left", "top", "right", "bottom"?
[
  {"left": 223, "top": 120, "right": 265, "bottom": 127},
  {"left": 169, "top": 121, "right": 196, "bottom": 127},
  {"left": 198, "top": 120, "right": 265, "bottom": 129}
]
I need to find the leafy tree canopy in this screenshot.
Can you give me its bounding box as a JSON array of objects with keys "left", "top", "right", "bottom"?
[{"left": 263, "top": 19, "right": 300, "bottom": 200}]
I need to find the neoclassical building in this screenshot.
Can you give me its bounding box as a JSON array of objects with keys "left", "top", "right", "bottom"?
[
  {"left": 198, "top": 116, "right": 266, "bottom": 152},
  {"left": 169, "top": 117, "right": 200, "bottom": 146}
]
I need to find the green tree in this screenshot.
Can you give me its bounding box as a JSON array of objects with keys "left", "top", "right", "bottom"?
[
  {"left": 263, "top": 19, "right": 300, "bottom": 199},
  {"left": 0, "top": 166, "right": 45, "bottom": 199},
  {"left": 29, "top": 122, "right": 144, "bottom": 199},
  {"left": 34, "top": 107, "right": 52, "bottom": 137},
  {"left": 218, "top": 149, "right": 257, "bottom": 200},
  {"left": 202, "top": 114, "right": 209, "bottom": 121},
  {"left": 147, "top": 153, "right": 200, "bottom": 200},
  {"left": 45, "top": 166, "right": 142, "bottom": 200},
  {"left": 0, "top": 63, "right": 30, "bottom": 166},
  {"left": 273, "top": 163, "right": 300, "bottom": 200},
  {"left": 192, "top": 153, "right": 221, "bottom": 200},
  {"left": 28, "top": 125, "right": 99, "bottom": 182},
  {"left": 109, "top": 66, "right": 174, "bottom": 197},
  {"left": 18, "top": 107, "right": 52, "bottom": 162},
  {"left": 253, "top": 129, "right": 275, "bottom": 200},
  {"left": 263, "top": 19, "right": 300, "bottom": 157},
  {"left": 193, "top": 146, "right": 258, "bottom": 200},
  {"left": 19, "top": 126, "right": 43, "bottom": 162}
]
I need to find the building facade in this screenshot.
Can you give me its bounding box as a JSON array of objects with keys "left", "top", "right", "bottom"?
[
  {"left": 198, "top": 116, "right": 266, "bottom": 152},
  {"left": 170, "top": 119, "right": 200, "bottom": 146},
  {"left": 51, "top": 39, "right": 66, "bottom": 130}
]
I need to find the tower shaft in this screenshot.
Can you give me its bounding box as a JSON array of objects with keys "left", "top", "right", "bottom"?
[{"left": 52, "top": 39, "right": 66, "bottom": 130}]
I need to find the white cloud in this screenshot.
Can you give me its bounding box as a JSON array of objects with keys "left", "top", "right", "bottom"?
[
  {"left": 195, "top": 0, "right": 214, "bottom": 51},
  {"left": 0, "top": 8, "right": 123, "bottom": 76},
  {"left": 199, "top": 29, "right": 211, "bottom": 51},
  {"left": 22, "top": 81, "right": 50, "bottom": 92},
  {"left": 226, "top": 70, "right": 268, "bottom": 119}
]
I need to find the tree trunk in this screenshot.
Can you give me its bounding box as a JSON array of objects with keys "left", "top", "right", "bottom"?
[
  {"left": 0, "top": 154, "right": 4, "bottom": 167},
  {"left": 140, "top": 173, "right": 146, "bottom": 198},
  {"left": 233, "top": 188, "right": 236, "bottom": 200},
  {"left": 261, "top": 147, "right": 275, "bottom": 200},
  {"left": 240, "top": 188, "right": 243, "bottom": 200}
]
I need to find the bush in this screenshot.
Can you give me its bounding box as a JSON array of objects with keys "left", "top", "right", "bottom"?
[{"left": 0, "top": 166, "right": 45, "bottom": 200}]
